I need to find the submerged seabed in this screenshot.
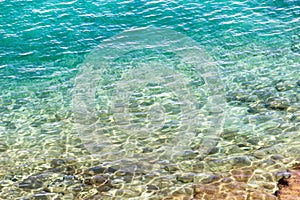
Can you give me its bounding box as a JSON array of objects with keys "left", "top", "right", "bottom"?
[{"left": 0, "top": 0, "right": 299, "bottom": 199}]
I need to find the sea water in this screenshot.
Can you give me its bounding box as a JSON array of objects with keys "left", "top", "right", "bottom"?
[{"left": 0, "top": 0, "right": 299, "bottom": 199}]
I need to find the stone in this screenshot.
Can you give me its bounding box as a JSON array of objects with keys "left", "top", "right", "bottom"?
[
  {"left": 276, "top": 164, "right": 300, "bottom": 200},
  {"left": 115, "top": 189, "right": 139, "bottom": 198},
  {"left": 142, "top": 147, "right": 153, "bottom": 153},
  {"left": 90, "top": 175, "right": 108, "bottom": 185},
  {"left": 164, "top": 164, "right": 179, "bottom": 173},
  {"left": 200, "top": 174, "right": 220, "bottom": 184},
  {"left": 274, "top": 80, "right": 295, "bottom": 92},
  {"left": 287, "top": 105, "right": 300, "bottom": 113},
  {"left": 69, "top": 183, "right": 89, "bottom": 193},
  {"left": 19, "top": 176, "right": 44, "bottom": 190},
  {"left": 110, "top": 179, "right": 124, "bottom": 188},
  {"left": 146, "top": 184, "right": 159, "bottom": 191},
  {"left": 230, "top": 156, "right": 252, "bottom": 167},
  {"left": 193, "top": 184, "right": 220, "bottom": 199},
  {"left": 221, "top": 129, "right": 238, "bottom": 140},
  {"left": 87, "top": 166, "right": 106, "bottom": 175},
  {"left": 177, "top": 173, "right": 195, "bottom": 183},
  {"left": 0, "top": 143, "right": 8, "bottom": 152},
  {"left": 230, "top": 169, "right": 253, "bottom": 183},
  {"left": 248, "top": 191, "right": 277, "bottom": 200},
  {"left": 271, "top": 154, "right": 284, "bottom": 160},
  {"left": 259, "top": 159, "right": 276, "bottom": 168},
  {"left": 50, "top": 159, "right": 66, "bottom": 168},
  {"left": 191, "top": 162, "right": 205, "bottom": 171},
  {"left": 265, "top": 97, "right": 290, "bottom": 110},
  {"left": 207, "top": 147, "right": 219, "bottom": 155},
  {"left": 32, "top": 192, "right": 57, "bottom": 200}
]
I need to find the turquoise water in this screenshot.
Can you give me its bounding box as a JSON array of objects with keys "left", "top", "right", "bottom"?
[{"left": 0, "top": 0, "right": 299, "bottom": 199}]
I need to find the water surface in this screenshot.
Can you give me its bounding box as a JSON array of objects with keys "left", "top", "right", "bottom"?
[{"left": 0, "top": 0, "right": 299, "bottom": 199}]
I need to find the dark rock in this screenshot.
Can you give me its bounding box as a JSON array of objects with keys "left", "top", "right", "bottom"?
[
  {"left": 87, "top": 166, "right": 106, "bottom": 175},
  {"left": 106, "top": 167, "right": 117, "bottom": 173},
  {"left": 274, "top": 171, "right": 291, "bottom": 180},
  {"left": 123, "top": 174, "right": 133, "bottom": 183},
  {"left": 32, "top": 192, "right": 56, "bottom": 200},
  {"left": 247, "top": 107, "right": 259, "bottom": 113},
  {"left": 90, "top": 175, "right": 108, "bottom": 185},
  {"left": 275, "top": 164, "right": 300, "bottom": 199},
  {"left": 271, "top": 155, "right": 285, "bottom": 160},
  {"left": 19, "top": 176, "right": 44, "bottom": 190},
  {"left": 247, "top": 138, "right": 259, "bottom": 145},
  {"left": 221, "top": 129, "right": 238, "bottom": 140},
  {"left": 208, "top": 147, "right": 219, "bottom": 155},
  {"left": 164, "top": 164, "right": 179, "bottom": 173},
  {"left": 146, "top": 184, "right": 159, "bottom": 191},
  {"left": 237, "top": 143, "right": 248, "bottom": 147},
  {"left": 10, "top": 177, "right": 18, "bottom": 182},
  {"left": 142, "top": 147, "right": 153, "bottom": 153},
  {"left": 50, "top": 159, "right": 66, "bottom": 168}
]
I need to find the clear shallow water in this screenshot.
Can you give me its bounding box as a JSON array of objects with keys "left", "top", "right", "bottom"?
[{"left": 0, "top": 0, "right": 299, "bottom": 199}]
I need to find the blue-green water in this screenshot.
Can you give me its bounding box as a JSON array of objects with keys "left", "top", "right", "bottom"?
[{"left": 0, "top": 0, "right": 299, "bottom": 199}]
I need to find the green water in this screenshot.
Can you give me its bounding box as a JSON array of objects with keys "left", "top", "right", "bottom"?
[{"left": 0, "top": 0, "right": 299, "bottom": 199}]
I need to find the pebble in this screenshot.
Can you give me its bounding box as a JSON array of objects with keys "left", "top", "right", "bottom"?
[
  {"left": 287, "top": 104, "right": 300, "bottom": 113},
  {"left": 274, "top": 80, "right": 295, "bottom": 92},
  {"left": 256, "top": 120, "right": 281, "bottom": 132},
  {"left": 247, "top": 137, "right": 259, "bottom": 145},
  {"left": 50, "top": 159, "right": 66, "bottom": 168},
  {"left": 19, "top": 176, "right": 44, "bottom": 190},
  {"left": 274, "top": 171, "right": 291, "bottom": 180},
  {"left": 230, "top": 156, "right": 252, "bottom": 167},
  {"left": 164, "top": 164, "right": 179, "bottom": 173},
  {"left": 207, "top": 147, "right": 219, "bottom": 155},
  {"left": 87, "top": 166, "right": 106, "bottom": 175},
  {"left": 270, "top": 154, "right": 284, "bottom": 160},
  {"left": 115, "top": 189, "right": 140, "bottom": 198},
  {"left": 221, "top": 129, "right": 238, "bottom": 140},
  {"left": 142, "top": 147, "right": 153, "bottom": 153},
  {"left": 191, "top": 162, "right": 205, "bottom": 171},
  {"left": 0, "top": 143, "right": 8, "bottom": 152},
  {"left": 70, "top": 183, "right": 89, "bottom": 193},
  {"left": 32, "top": 192, "right": 57, "bottom": 200},
  {"left": 177, "top": 173, "right": 195, "bottom": 183},
  {"left": 146, "top": 184, "right": 159, "bottom": 191},
  {"left": 200, "top": 174, "right": 220, "bottom": 184},
  {"left": 230, "top": 169, "right": 253, "bottom": 183},
  {"left": 90, "top": 175, "right": 108, "bottom": 185},
  {"left": 253, "top": 88, "right": 275, "bottom": 100},
  {"left": 110, "top": 179, "right": 125, "bottom": 188},
  {"left": 265, "top": 97, "right": 290, "bottom": 110}
]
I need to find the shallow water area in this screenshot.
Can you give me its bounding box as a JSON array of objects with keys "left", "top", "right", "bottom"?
[{"left": 0, "top": 0, "right": 299, "bottom": 199}]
